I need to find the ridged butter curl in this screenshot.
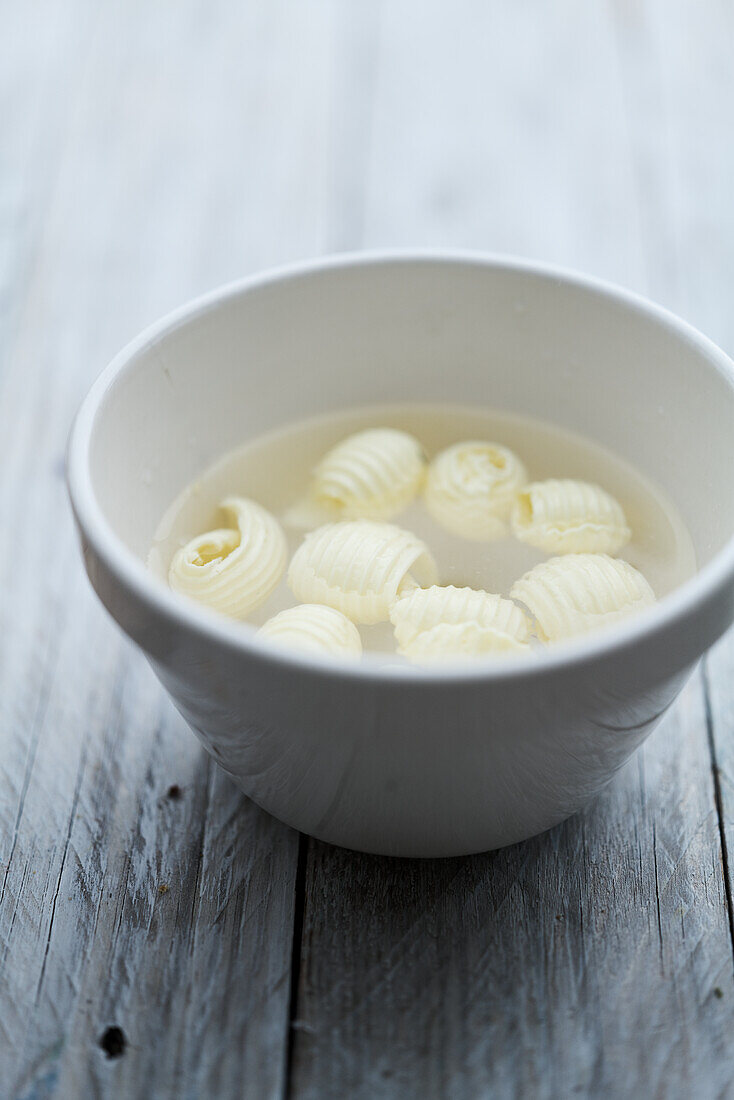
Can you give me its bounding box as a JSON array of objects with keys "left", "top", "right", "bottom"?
[
  {"left": 258, "top": 604, "right": 362, "bottom": 658},
  {"left": 511, "top": 479, "right": 630, "bottom": 555},
  {"left": 169, "top": 497, "right": 287, "bottom": 618},
  {"left": 288, "top": 520, "right": 438, "bottom": 624},
  {"left": 400, "top": 621, "right": 528, "bottom": 663},
  {"left": 310, "top": 428, "right": 426, "bottom": 520},
  {"left": 425, "top": 441, "right": 527, "bottom": 540},
  {"left": 390, "top": 584, "right": 530, "bottom": 661},
  {"left": 510, "top": 553, "right": 655, "bottom": 642}
]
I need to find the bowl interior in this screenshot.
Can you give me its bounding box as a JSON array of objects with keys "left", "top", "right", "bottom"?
[{"left": 87, "top": 257, "right": 734, "bottom": 570}]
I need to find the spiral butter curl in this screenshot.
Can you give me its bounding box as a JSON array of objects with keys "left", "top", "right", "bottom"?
[
  {"left": 169, "top": 497, "right": 287, "bottom": 618},
  {"left": 288, "top": 520, "right": 438, "bottom": 624},
  {"left": 425, "top": 441, "right": 527, "bottom": 540},
  {"left": 511, "top": 479, "right": 630, "bottom": 555},
  {"left": 511, "top": 553, "right": 655, "bottom": 642}
]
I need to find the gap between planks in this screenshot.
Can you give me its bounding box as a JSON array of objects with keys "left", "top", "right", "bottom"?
[
  {"left": 703, "top": 659, "right": 734, "bottom": 967},
  {"left": 284, "top": 833, "right": 311, "bottom": 1100}
]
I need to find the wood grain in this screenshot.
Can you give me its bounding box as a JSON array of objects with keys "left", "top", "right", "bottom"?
[
  {"left": 0, "top": 1, "right": 338, "bottom": 1096},
  {"left": 291, "top": 681, "right": 734, "bottom": 1099},
  {"left": 290, "top": 2, "right": 734, "bottom": 1096},
  {"left": 1, "top": 1, "right": 734, "bottom": 1098}
]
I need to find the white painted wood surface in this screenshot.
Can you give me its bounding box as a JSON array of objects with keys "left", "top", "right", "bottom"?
[{"left": 2, "top": 2, "right": 733, "bottom": 1097}]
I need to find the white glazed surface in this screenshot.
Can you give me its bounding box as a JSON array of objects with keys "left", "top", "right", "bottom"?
[{"left": 67, "top": 254, "right": 734, "bottom": 856}]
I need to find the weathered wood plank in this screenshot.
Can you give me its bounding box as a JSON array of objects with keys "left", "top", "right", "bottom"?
[
  {"left": 363, "top": 0, "right": 647, "bottom": 289},
  {"left": 705, "top": 633, "right": 734, "bottom": 977},
  {"left": 611, "top": 0, "right": 734, "bottom": 1030},
  {"left": 291, "top": 681, "right": 734, "bottom": 1099},
  {"left": 608, "top": 0, "right": 734, "bottom": 332},
  {"left": 289, "top": 2, "right": 734, "bottom": 1096},
  {"left": 2, "top": 0, "right": 734, "bottom": 1096},
  {"left": 1, "top": 1, "right": 341, "bottom": 1096}
]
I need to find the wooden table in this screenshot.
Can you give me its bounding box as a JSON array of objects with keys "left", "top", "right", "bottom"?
[{"left": 3, "top": 3, "right": 734, "bottom": 1096}]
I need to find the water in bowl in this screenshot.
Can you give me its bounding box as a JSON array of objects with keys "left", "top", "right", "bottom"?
[{"left": 149, "top": 404, "right": 696, "bottom": 653}]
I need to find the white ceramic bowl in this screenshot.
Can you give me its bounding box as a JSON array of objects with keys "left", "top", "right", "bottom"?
[{"left": 67, "top": 253, "right": 734, "bottom": 857}]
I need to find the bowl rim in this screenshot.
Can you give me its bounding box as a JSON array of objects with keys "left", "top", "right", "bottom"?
[{"left": 67, "top": 249, "right": 734, "bottom": 684}]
